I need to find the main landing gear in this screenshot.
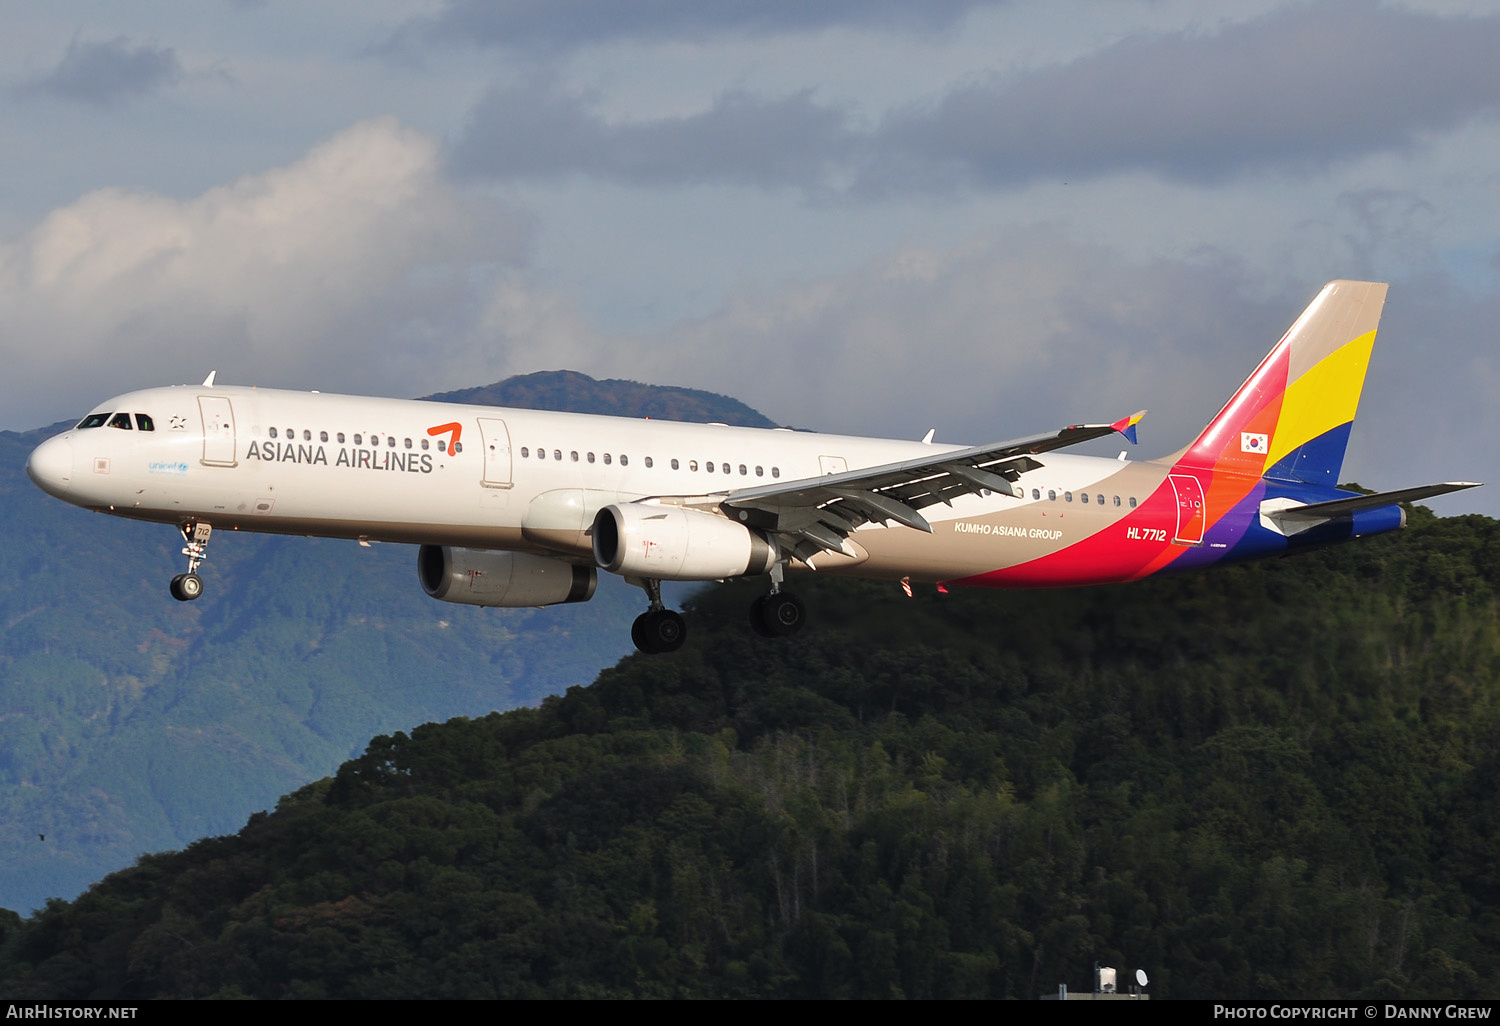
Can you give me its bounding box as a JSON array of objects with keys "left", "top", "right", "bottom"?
[
  {"left": 627, "top": 561, "right": 807, "bottom": 655},
  {"left": 750, "top": 560, "right": 805, "bottom": 639},
  {"left": 169, "top": 521, "right": 211, "bottom": 602},
  {"left": 630, "top": 577, "right": 687, "bottom": 654}
]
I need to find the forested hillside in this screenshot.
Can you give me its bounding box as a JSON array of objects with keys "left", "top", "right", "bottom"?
[
  {"left": 3, "top": 508, "right": 1496, "bottom": 999},
  {"left": 0, "top": 372, "right": 743, "bottom": 912}
]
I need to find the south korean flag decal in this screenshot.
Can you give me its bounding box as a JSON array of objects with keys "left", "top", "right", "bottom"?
[{"left": 1240, "top": 431, "right": 1269, "bottom": 455}]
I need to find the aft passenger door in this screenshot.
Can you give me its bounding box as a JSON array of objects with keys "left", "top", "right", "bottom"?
[
  {"left": 197, "top": 396, "right": 237, "bottom": 467},
  {"left": 1169, "top": 473, "right": 1205, "bottom": 545}
]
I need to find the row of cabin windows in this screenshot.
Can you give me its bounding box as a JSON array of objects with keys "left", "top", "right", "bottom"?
[
  {"left": 78, "top": 412, "right": 154, "bottom": 431},
  {"left": 518, "top": 446, "right": 781, "bottom": 478},
  {"left": 1032, "top": 487, "right": 1138, "bottom": 508},
  {"left": 265, "top": 426, "right": 461, "bottom": 453}
]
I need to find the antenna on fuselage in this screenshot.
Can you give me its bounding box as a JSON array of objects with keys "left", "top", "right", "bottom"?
[{"left": 201, "top": 371, "right": 217, "bottom": 387}]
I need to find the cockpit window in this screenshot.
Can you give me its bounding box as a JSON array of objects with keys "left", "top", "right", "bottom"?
[
  {"left": 135, "top": 414, "right": 155, "bottom": 432},
  {"left": 78, "top": 413, "right": 111, "bottom": 429},
  {"left": 108, "top": 413, "right": 133, "bottom": 430}
]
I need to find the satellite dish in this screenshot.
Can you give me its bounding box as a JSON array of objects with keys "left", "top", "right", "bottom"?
[{"left": 1136, "top": 969, "right": 1149, "bottom": 987}]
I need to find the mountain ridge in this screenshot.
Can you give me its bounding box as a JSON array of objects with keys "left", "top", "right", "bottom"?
[{"left": 2, "top": 506, "right": 1497, "bottom": 998}]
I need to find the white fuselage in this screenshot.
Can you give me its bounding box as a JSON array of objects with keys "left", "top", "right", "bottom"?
[{"left": 27, "top": 383, "right": 1166, "bottom": 585}]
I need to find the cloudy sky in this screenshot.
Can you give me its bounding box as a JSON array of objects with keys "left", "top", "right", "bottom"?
[{"left": 2, "top": 0, "right": 1496, "bottom": 514}]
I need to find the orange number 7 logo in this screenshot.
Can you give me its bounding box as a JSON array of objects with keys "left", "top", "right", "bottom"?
[{"left": 427, "top": 422, "right": 462, "bottom": 452}]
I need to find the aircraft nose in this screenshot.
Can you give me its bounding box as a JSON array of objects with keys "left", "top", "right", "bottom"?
[{"left": 26, "top": 435, "right": 74, "bottom": 497}]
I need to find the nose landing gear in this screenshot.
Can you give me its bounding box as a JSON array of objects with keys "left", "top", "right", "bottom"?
[{"left": 169, "top": 521, "right": 211, "bottom": 602}]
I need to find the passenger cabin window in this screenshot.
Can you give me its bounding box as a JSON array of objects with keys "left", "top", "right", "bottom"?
[
  {"left": 756, "top": 466, "right": 764, "bottom": 477},
  {"left": 772, "top": 467, "right": 780, "bottom": 478},
  {"left": 303, "top": 430, "right": 312, "bottom": 441},
  {"left": 1081, "top": 493, "right": 1089, "bottom": 504},
  {"left": 353, "top": 434, "right": 362, "bottom": 445},
  {"left": 269, "top": 427, "right": 279, "bottom": 439},
  {"left": 1129, "top": 497, "right": 1138, "bottom": 508},
  {"left": 135, "top": 414, "right": 155, "bottom": 431},
  {"left": 78, "top": 413, "right": 110, "bottom": 429},
  {"left": 739, "top": 464, "right": 747, "bottom": 475},
  {"left": 1032, "top": 488, "right": 1041, "bottom": 500},
  {"left": 387, "top": 436, "right": 396, "bottom": 447},
  {"left": 338, "top": 433, "right": 346, "bottom": 443},
  {"left": 587, "top": 452, "right": 595, "bottom": 463},
  {"left": 1097, "top": 494, "right": 1104, "bottom": 505},
  {"left": 671, "top": 459, "right": 680, "bottom": 470},
  {"left": 108, "top": 413, "right": 132, "bottom": 430},
  {"left": 690, "top": 460, "right": 698, "bottom": 471},
  {"left": 645, "top": 457, "right": 654, "bottom": 468},
  {"left": 1065, "top": 491, "right": 1073, "bottom": 502},
  {"left": 437, "top": 440, "right": 446, "bottom": 452},
  {"left": 554, "top": 450, "right": 562, "bottom": 461},
  {"left": 452, "top": 441, "right": 462, "bottom": 453},
  {"left": 320, "top": 431, "right": 329, "bottom": 442},
  {"left": 521, "top": 447, "right": 529, "bottom": 458},
  {"left": 603, "top": 454, "right": 611, "bottom": 465},
  {"left": 571, "top": 451, "right": 578, "bottom": 462},
  {"left": 620, "top": 455, "right": 629, "bottom": 466},
  {"left": 404, "top": 438, "right": 413, "bottom": 449},
  {"left": 421, "top": 438, "right": 430, "bottom": 450}
]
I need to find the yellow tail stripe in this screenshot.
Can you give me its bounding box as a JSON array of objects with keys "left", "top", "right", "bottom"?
[{"left": 1265, "top": 328, "right": 1376, "bottom": 468}]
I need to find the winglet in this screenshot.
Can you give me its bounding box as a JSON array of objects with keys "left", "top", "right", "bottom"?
[
  {"left": 1111, "top": 410, "right": 1146, "bottom": 445},
  {"left": 202, "top": 371, "right": 217, "bottom": 387}
]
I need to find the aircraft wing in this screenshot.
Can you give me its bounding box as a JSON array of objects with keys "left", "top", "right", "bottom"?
[{"left": 712, "top": 412, "right": 1146, "bottom": 563}]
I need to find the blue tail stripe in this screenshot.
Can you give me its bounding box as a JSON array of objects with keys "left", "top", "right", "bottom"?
[{"left": 1263, "top": 421, "right": 1354, "bottom": 485}]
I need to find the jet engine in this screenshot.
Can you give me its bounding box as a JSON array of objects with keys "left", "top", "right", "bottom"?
[
  {"left": 592, "top": 503, "right": 776, "bottom": 580},
  {"left": 418, "top": 546, "right": 596, "bottom": 607}
]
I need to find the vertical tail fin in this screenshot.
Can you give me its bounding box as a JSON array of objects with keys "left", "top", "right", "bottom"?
[{"left": 1181, "top": 280, "right": 1387, "bottom": 485}]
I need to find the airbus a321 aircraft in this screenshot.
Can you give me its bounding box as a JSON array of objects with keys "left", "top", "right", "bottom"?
[{"left": 26, "top": 280, "right": 1478, "bottom": 653}]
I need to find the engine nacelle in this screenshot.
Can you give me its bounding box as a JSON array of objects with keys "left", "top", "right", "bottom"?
[
  {"left": 592, "top": 503, "right": 776, "bottom": 580},
  {"left": 418, "top": 546, "right": 596, "bottom": 607}
]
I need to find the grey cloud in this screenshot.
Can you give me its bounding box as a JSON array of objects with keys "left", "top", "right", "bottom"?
[
  {"left": 558, "top": 235, "right": 1495, "bottom": 514},
  {"left": 450, "top": 78, "right": 856, "bottom": 189},
  {"left": 406, "top": 0, "right": 994, "bottom": 53},
  {"left": 25, "top": 36, "right": 181, "bottom": 107},
  {"left": 449, "top": 3, "right": 1500, "bottom": 195},
  {"left": 868, "top": 1, "right": 1500, "bottom": 190},
  {"left": 0, "top": 120, "right": 533, "bottom": 431}
]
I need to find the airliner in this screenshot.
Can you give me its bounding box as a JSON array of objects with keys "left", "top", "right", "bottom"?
[{"left": 25, "top": 280, "right": 1478, "bottom": 653}]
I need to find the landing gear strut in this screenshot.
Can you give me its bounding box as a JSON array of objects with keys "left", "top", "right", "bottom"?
[
  {"left": 750, "top": 559, "right": 805, "bottom": 638},
  {"left": 630, "top": 577, "right": 686, "bottom": 654},
  {"left": 169, "top": 521, "right": 211, "bottom": 602}
]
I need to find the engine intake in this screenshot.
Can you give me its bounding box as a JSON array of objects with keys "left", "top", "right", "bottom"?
[
  {"left": 592, "top": 503, "right": 775, "bottom": 580},
  {"left": 418, "top": 546, "right": 596, "bottom": 607}
]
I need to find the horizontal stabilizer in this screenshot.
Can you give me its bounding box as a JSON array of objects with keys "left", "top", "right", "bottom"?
[{"left": 1265, "top": 482, "right": 1482, "bottom": 523}]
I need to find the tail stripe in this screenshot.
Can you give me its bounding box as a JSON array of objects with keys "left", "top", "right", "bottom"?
[{"left": 1262, "top": 327, "right": 1375, "bottom": 482}]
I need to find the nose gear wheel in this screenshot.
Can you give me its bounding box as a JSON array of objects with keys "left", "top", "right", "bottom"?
[{"left": 170, "top": 522, "right": 212, "bottom": 602}]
